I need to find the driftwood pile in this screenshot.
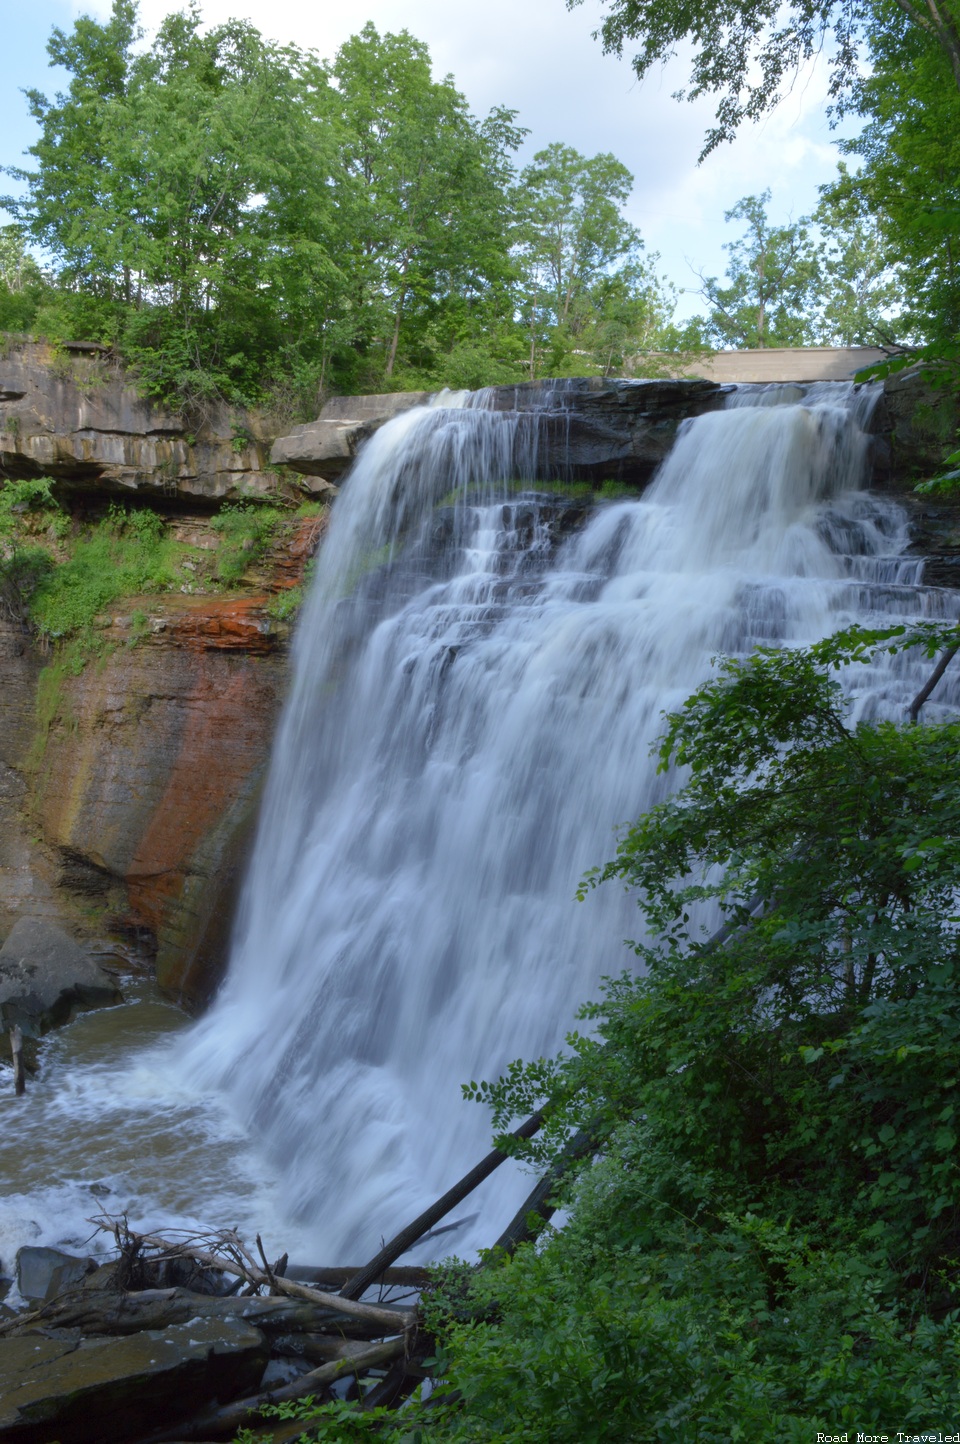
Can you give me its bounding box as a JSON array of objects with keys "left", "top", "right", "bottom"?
[{"left": 0, "top": 1109, "right": 593, "bottom": 1443}]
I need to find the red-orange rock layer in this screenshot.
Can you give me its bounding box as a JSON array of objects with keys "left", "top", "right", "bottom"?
[{"left": 34, "top": 600, "right": 289, "bottom": 1002}]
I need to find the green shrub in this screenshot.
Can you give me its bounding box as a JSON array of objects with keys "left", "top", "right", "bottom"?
[
  {"left": 210, "top": 502, "right": 282, "bottom": 585},
  {"left": 29, "top": 505, "right": 184, "bottom": 640},
  {"left": 266, "top": 585, "right": 303, "bottom": 621},
  {"left": 0, "top": 477, "right": 61, "bottom": 623}
]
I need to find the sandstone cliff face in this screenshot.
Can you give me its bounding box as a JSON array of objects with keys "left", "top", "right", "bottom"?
[
  {"left": 0, "top": 620, "right": 62, "bottom": 938},
  {"left": 0, "top": 504, "right": 324, "bottom": 1007},
  {"left": 0, "top": 340, "right": 283, "bottom": 504}
]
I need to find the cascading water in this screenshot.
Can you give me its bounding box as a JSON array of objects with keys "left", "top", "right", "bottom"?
[
  {"left": 3, "top": 381, "right": 957, "bottom": 1273},
  {"left": 174, "top": 380, "right": 959, "bottom": 1260}
]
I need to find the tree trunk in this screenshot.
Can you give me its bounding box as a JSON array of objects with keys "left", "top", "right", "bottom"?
[{"left": 384, "top": 255, "right": 410, "bottom": 379}]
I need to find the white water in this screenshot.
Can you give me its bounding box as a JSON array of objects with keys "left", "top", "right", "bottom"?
[
  {"left": 174, "top": 382, "right": 958, "bottom": 1259},
  {"left": 5, "top": 382, "right": 958, "bottom": 1273}
]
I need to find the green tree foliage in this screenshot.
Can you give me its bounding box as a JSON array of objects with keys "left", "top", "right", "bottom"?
[
  {"left": 568, "top": 0, "right": 957, "bottom": 367},
  {"left": 515, "top": 144, "right": 676, "bottom": 377},
  {"left": 0, "top": 477, "right": 58, "bottom": 624},
  {"left": 2, "top": 2, "right": 688, "bottom": 401},
  {"left": 687, "top": 186, "right": 906, "bottom": 348},
  {"left": 0, "top": 224, "right": 47, "bottom": 332},
  {"left": 812, "top": 169, "right": 905, "bottom": 345},
  {"left": 568, "top": 0, "right": 960, "bottom": 156},
  {"left": 822, "top": 5, "right": 960, "bottom": 358},
  {"left": 331, "top": 24, "right": 525, "bottom": 388},
  {"left": 696, "top": 191, "right": 819, "bottom": 347},
  {"left": 5, "top": 1, "right": 349, "bottom": 403}
]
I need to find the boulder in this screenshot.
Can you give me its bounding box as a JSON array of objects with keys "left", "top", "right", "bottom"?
[
  {"left": 270, "top": 390, "right": 431, "bottom": 481},
  {"left": 0, "top": 1316, "right": 269, "bottom": 1443},
  {"left": 0, "top": 917, "right": 121, "bottom": 1037},
  {"left": 15, "top": 1247, "right": 97, "bottom": 1303}
]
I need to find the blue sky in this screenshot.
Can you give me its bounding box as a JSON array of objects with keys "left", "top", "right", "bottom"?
[{"left": 2, "top": 0, "right": 856, "bottom": 322}]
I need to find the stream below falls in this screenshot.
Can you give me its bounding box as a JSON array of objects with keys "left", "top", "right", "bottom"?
[{"left": 4, "top": 380, "right": 960, "bottom": 1285}]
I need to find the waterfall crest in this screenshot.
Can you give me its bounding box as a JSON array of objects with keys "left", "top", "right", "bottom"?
[{"left": 175, "top": 382, "right": 956, "bottom": 1260}]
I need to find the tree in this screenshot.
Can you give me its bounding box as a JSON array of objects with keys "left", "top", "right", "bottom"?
[
  {"left": 514, "top": 144, "right": 671, "bottom": 377},
  {"left": 695, "top": 191, "right": 818, "bottom": 347},
  {"left": 13, "top": 0, "right": 140, "bottom": 293},
  {"left": 823, "top": 7, "right": 960, "bottom": 355},
  {"left": 0, "top": 224, "right": 46, "bottom": 331},
  {"left": 4, "top": 0, "right": 349, "bottom": 404},
  {"left": 568, "top": 0, "right": 960, "bottom": 156},
  {"left": 812, "top": 168, "right": 906, "bottom": 345},
  {"left": 332, "top": 24, "right": 524, "bottom": 385}
]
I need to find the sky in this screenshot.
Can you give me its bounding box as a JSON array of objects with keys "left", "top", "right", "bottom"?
[{"left": 1, "top": 0, "right": 855, "bottom": 322}]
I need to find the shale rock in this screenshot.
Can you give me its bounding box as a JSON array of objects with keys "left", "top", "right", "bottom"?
[
  {"left": 0, "top": 620, "right": 60, "bottom": 940},
  {"left": 0, "top": 916, "right": 121, "bottom": 1036},
  {"left": 270, "top": 378, "right": 725, "bottom": 487},
  {"left": 0, "top": 1316, "right": 269, "bottom": 1443},
  {"left": 879, "top": 366, "right": 960, "bottom": 482},
  {"left": 15, "top": 1247, "right": 97, "bottom": 1304},
  {"left": 486, "top": 376, "right": 726, "bottom": 482},
  {"left": 871, "top": 368, "right": 960, "bottom": 587},
  {"left": 31, "top": 600, "right": 287, "bottom": 1003}
]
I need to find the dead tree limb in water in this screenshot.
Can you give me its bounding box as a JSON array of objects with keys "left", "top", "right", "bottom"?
[
  {"left": 492, "top": 1127, "right": 598, "bottom": 1254},
  {"left": 0, "top": 1286, "right": 392, "bottom": 1341},
  {"left": 339, "top": 1108, "right": 545, "bottom": 1300},
  {"left": 909, "top": 638, "right": 960, "bottom": 722},
  {"left": 10, "top": 1026, "right": 24, "bottom": 1096},
  {"left": 89, "top": 1220, "right": 415, "bottom": 1335}
]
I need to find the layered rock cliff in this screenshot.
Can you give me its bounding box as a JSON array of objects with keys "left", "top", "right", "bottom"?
[
  {"left": 0, "top": 339, "right": 328, "bottom": 1011},
  {"left": 1, "top": 351, "right": 957, "bottom": 1023},
  {"left": 0, "top": 339, "right": 281, "bottom": 504}
]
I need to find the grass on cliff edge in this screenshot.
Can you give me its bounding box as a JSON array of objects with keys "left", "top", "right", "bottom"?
[{"left": 0, "top": 482, "right": 311, "bottom": 654}]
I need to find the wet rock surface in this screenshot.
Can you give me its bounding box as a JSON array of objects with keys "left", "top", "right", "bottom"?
[
  {"left": 872, "top": 369, "right": 960, "bottom": 586},
  {"left": 0, "top": 1316, "right": 269, "bottom": 1443},
  {"left": 31, "top": 604, "right": 288, "bottom": 1004},
  {"left": 271, "top": 378, "right": 725, "bottom": 486},
  {"left": 0, "top": 917, "right": 121, "bottom": 1036},
  {"left": 15, "top": 1247, "right": 97, "bottom": 1304}
]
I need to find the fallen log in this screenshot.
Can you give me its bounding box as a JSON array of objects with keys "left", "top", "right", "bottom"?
[
  {"left": 286, "top": 1263, "right": 429, "bottom": 1289},
  {"left": 272, "top": 1332, "right": 388, "bottom": 1364},
  {"left": 910, "top": 636, "right": 960, "bottom": 721},
  {"left": 0, "top": 1286, "right": 392, "bottom": 1341},
  {"left": 339, "top": 1108, "right": 545, "bottom": 1300},
  {"left": 492, "top": 1127, "right": 597, "bottom": 1254},
  {"left": 132, "top": 1337, "right": 406, "bottom": 1443}
]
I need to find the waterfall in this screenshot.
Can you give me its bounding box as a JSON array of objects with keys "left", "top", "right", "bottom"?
[{"left": 173, "top": 382, "right": 957, "bottom": 1262}]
